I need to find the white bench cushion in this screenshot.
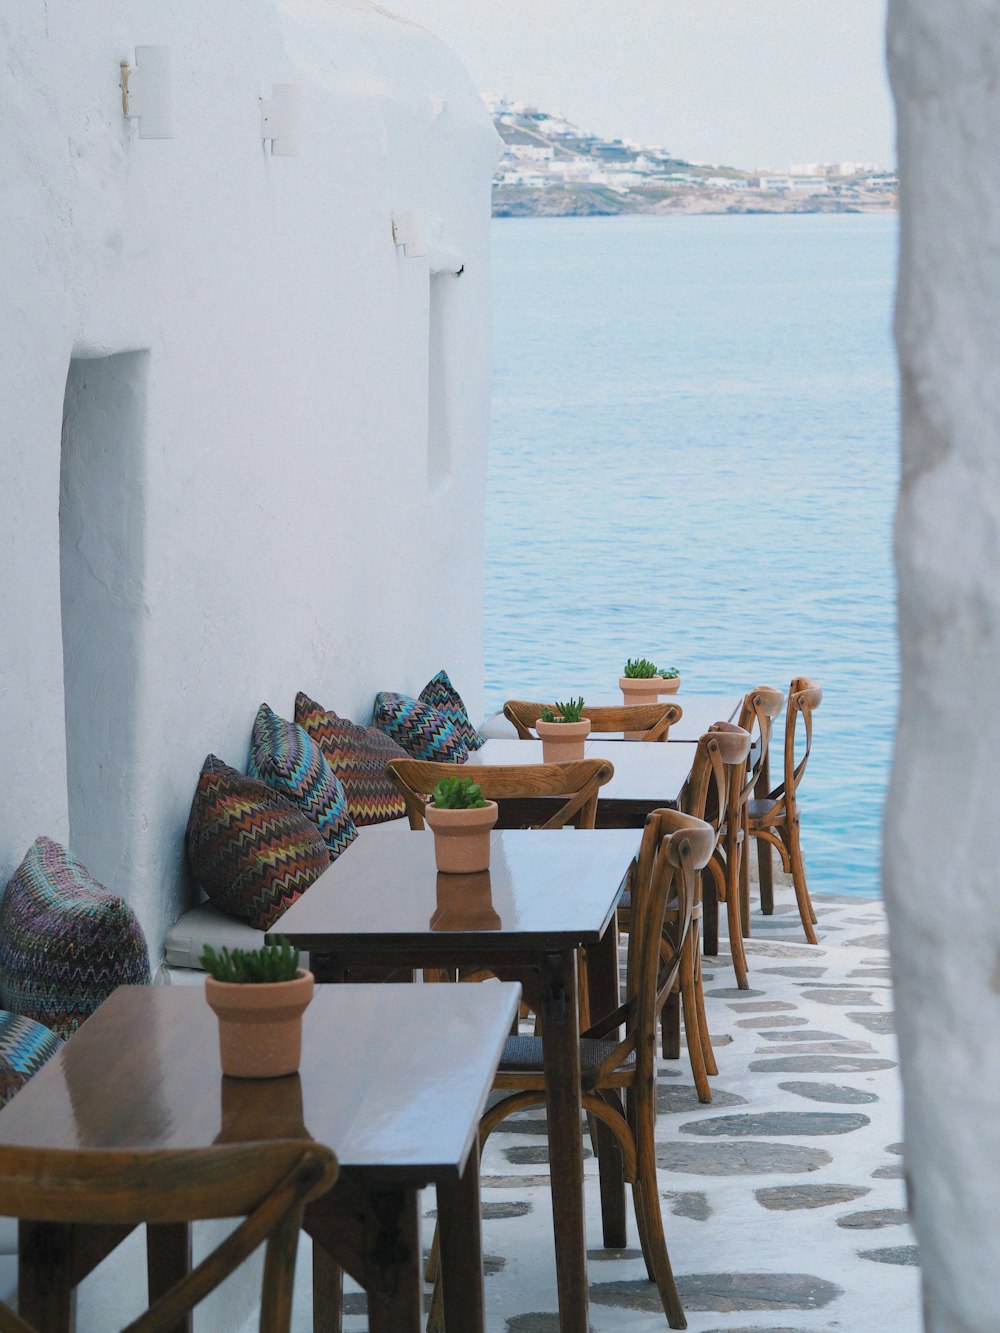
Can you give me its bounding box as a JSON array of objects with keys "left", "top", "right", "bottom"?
[{"left": 163, "top": 903, "right": 266, "bottom": 970}]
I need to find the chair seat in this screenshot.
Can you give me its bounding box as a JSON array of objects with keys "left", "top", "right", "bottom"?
[
  {"left": 499, "top": 1033, "right": 635, "bottom": 1074},
  {"left": 748, "top": 797, "right": 778, "bottom": 819}
]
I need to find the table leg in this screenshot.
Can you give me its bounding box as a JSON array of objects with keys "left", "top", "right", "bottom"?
[
  {"left": 365, "top": 1188, "right": 422, "bottom": 1333},
  {"left": 755, "top": 754, "right": 774, "bottom": 914},
  {"left": 19, "top": 1221, "right": 74, "bottom": 1332},
  {"left": 437, "top": 1147, "right": 485, "bottom": 1333},
  {"left": 586, "top": 927, "right": 627, "bottom": 1249},
  {"left": 312, "top": 1240, "right": 343, "bottom": 1333},
  {"left": 147, "top": 1223, "right": 192, "bottom": 1333},
  {"left": 539, "top": 950, "right": 589, "bottom": 1333}
]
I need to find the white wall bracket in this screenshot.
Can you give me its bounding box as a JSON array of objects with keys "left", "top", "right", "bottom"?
[
  {"left": 120, "top": 46, "right": 174, "bottom": 139},
  {"left": 261, "top": 85, "right": 301, "bottom": 157}
]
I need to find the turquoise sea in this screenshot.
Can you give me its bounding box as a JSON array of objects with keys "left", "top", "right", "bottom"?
[{"left": 484, "top": 213, "right": 899, "bottom": 899}]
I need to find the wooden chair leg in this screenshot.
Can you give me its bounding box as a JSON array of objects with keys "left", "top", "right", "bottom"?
[
  {"left": 701, "top": 871, "right": 719, "bottom": 956},
  {"left": 756, "top": 833, "right": 774, "bottom": 915},
  {"left": 691, "top": 941, "right": 718, "bottom": 1078},
  {"left": 631, "top": 1104, "right": 687, "bottom": 1329},
  {"left": 679, "top": 937, "right": 711, "bottom": 1103},
  {"left": 662, "top": 987, "right": 681, "bottom": 1060},
  {"left": 786, "top": 818, "right": 818, "bottom": 944},
  {"left": 721, "top": 859, "right": 749, "bottom": 990},
  {"left": 739, "top": 810, "right": 752, "bottom": 937}
]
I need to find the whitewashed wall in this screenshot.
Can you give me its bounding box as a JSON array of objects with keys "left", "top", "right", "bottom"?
[
  {"left": 887, "top": 2, "right": 1000, "bottom": 1329},
  {"left": 0, "top": 0, "right": 498, "bottom": 960}
]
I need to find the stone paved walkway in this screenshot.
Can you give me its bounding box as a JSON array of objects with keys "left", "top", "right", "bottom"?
[{"left": 326, "top": 876, "right": 920, "bottom": 1332}]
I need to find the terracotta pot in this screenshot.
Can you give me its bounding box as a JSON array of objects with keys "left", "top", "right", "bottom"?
[
  {"left": 425, "top": 800, "right": 499, "bottom": 874},
  {"left": 618, "top": 674, "right": 682, "bottom": 706},
  {"left": 536, "top": 717, "right": 591, "bottom": 762},
  {"left": 205, "top": 969, "right": 314, "bottom": 1079}
]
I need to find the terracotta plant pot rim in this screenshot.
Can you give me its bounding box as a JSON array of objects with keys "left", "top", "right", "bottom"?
[
  {"left": 535, "top": 719, "right": 592, "bottom": 738},
  {"left": 619, "top": 675, "right": 681, "bottom": 695},
  {"left": 205, "top": 968, "right": 315, "bottom": 1017},
  {"left": 424, "top": 800, "right": 499, "bottom": 831}
]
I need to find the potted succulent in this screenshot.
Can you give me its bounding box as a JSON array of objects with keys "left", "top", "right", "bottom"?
[
  {"left": 619, "top": 657, "right": 682, "bottom": 706},
  {"left": 202, "top": 937, "right": 314, "bottom": 1079},
  {"left": 535, "top": 697, "right": 591, "bottom": 761},
  {"left": 424, "top": 775, "right": 499, "bottom": 874}
]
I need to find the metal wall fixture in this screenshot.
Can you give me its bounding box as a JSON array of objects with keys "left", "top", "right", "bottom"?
[
  {"left": 119, "top": 46, "right": 174, "bottom": 139},
  {"left": 261, "top": 85, "right": 301, "bottom": 157},
  {"left": 391, "top": 210, "right": 429, "bottom": 258}
]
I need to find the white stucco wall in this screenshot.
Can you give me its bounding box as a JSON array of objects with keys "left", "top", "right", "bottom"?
[
  {"left": 0, "top": 0, "right": 498, "bottom": 958},
  {"left": 887, "top": 3, "right": 1000, "bottom": 1329}
]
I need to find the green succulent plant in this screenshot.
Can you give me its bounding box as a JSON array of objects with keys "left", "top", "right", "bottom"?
[
  {"left": 624, "top": 657, "right": 659, "bottom": 678},
  {"left": 431, "top": 775, "right": 488, "bottom": 809},
  {"left": 200, "top": 936, "right": 301, "bottom": 984},
  {"left": 657, "top": 666, "right": 680, "bottom": 679},
  {"left": 540, "top": 697, "right": 586, "bottom": 724}
]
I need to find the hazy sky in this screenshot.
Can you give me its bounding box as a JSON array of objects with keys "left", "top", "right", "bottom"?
[{"left": 383, "top": 0, "right": 894, "bottom": 171}]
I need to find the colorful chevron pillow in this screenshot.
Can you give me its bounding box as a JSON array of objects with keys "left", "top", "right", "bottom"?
[
  {"left": 371, "top": 691, "right": 469, "bottom": 764},
  {"left": 0, "top": 1011, "right": 63, "bottom": 1107},
  {"left": 186, "top": 755, "right": 330, "bottom": 930},
  {"left": 0, "top": 837, "right": 151, "bottom": 1040},
  {"left": 419, "top": 670, "right": 485, "bottom": 751},
  {"left": 294, "top": 693, "right": 408, "bottom": 825},
  {"left": 248, "top": 704, "right": 358, "bottom": 860}
]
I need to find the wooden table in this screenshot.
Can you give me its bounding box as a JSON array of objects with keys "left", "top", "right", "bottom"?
[
  {"left": 485, "top": 692, "right": 742, "bottom": 742},
  {"left": 469, "top": 738, "right": 697, "bottom": 826},
  {"left": 278, "top": 823, "right": 640, "bottom": 1333},
  {"left": 0, "top": 982, "right": 521, "bottom": 1333}
]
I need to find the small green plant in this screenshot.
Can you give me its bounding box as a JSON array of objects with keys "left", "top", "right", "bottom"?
[
  {"left": 657, "top": 666, "right": 680, "bottom": 679},
  {"left": 200, "top": 936, "right": 301, "bottom": 983},
  {"left": 540, "top": 697, "right": 586, "bottom": 724},
  {"left": 431, "top": 775, "right": 488, "bottom": 809},
  {"left": 624, "top": 657, "right": 659, "bottom": 678}
]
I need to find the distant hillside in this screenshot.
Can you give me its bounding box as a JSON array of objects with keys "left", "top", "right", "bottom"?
[{"left": 487, "top": 97, "right": 897, "bottom": 217}]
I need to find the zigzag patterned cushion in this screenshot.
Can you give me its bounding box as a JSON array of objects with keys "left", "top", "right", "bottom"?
[
  {"left": 371, "top": 691, "right": 469, "bottom": 764},
  {"left": 420, "top": 670, "right": 485, "bottom": 751},
  {"left": 294, "top": 693, "right": 408, "bottom": 825},
  {"left": 248, "top": 704, "right": 358, "bottom": 860},
  {"left": 0, "top": 837, "right": 151, "bottom": 1039},
  {"left": 0, "top": 1011, "right": 63, "bottom": 1107},
  {"left": 186, "top": 755, "right": 331, "bottom": 930}
]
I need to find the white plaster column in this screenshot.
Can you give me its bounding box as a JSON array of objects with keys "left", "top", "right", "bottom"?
[{"left": 887, "top": 3, "right": 1000, "bottom": 1329}]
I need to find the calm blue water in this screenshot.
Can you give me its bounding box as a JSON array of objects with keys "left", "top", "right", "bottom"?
[{"left": 484, "top": 214, "right": 899, "bottom": 899}]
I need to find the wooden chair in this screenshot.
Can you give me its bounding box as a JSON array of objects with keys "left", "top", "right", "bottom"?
[
  {"left": 746, "top": 677, "right": 823, "bottom": 943},
  {"left": 387, "top": 756, "right": 614, "bottom": 831},
  {"left": 702, "top": 692, "right": 784, "bottom": 990},
  {"left": 467, "top": 810, "right": 713, "bottom": 1330},
  {"left": 0, "top": 1140, "right": 337, "bottom": 1333},
  {"left": 660, "top": 725, "right": 751, "bottom": 1101},
  {"left": 503, "top": 699, "right": 682, "bottom": 742}
]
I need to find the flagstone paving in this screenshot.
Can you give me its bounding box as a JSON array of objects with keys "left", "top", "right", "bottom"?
[{"left": 296, "top": 877, "right": 920, "bottom": 1331}]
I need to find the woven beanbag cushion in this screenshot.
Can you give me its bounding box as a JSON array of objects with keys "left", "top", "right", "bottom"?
[
  {"left": 420, "top": 670, "right": 485, "bottom": 751},
  {"left": 248, "top": 704, "right": 358, "bottom": 860},
  {"left": 0, "top": 1011, "right": 63, "bottom": 1107},
  {"left": 0, "top": 837, "right": 151, "bottom": 1039},
  {"left": 186, "top": 755, "right": 331, "bottom": 930},
  {"left": 295, "top": 693, "right": 408, "bottom": 825},
  {"left": 371, "top": 691, "right": 469, "bottom": 764}
]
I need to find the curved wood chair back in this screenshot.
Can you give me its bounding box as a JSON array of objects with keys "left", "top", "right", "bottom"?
[
  {"left": 682, "top": 726, "right": 752, "bottom": 841},
  {"left": 775, "top": 677, "right": 823, "bottom": 810},
  {"left": 502, "top": 699, "right": 682, "bottom": 742},
  {"left": 733, "top": 686, "right": 786, "bottom": 809},
  {"left": 0, "top": 1140, "right": 337, "bottom": 1333},
  {"left": 386, "top": 757, "right": 615, "bottom": 831}
]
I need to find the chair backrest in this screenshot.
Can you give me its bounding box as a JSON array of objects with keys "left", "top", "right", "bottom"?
[
  {"left": 772, "top": 676, "right": 823, "bottom": 811},
  {"left": 386, "top": 757, "right": 615, "bottom": 831},
  {"left": 734, "top": 686, "right": 786, "bottom": 806},
  {"left": 502, "top": 699, "right": 682, "bottom": 742},
  {"left": 682, "top": 726, "right": 752, "bottom": 843},
  {"left": 0, "top": 1140, "right": 337, "bottom": 1333},
  {"left": 589, "top": 810, "right": 713, "bottom": 1091}
]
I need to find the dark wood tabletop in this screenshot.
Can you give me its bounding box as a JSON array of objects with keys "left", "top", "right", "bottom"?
[
  {"left": 0, "top": 982, "right": 522, "bottom": 1333},
  {"left": 468, "top": 738, "right": 695, "bottom": 820},
  {"left": 277, "top": 823, "right": 638, "bottom": 955}
]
